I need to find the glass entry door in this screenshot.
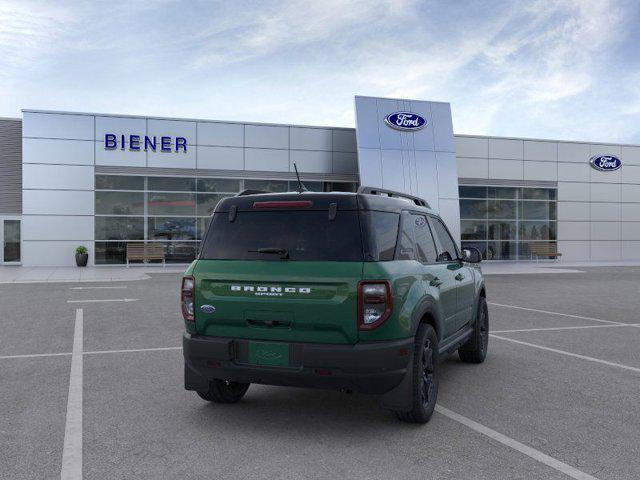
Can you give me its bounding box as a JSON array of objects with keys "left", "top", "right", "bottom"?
[{"left": 1, "top": 218, "right": 21, "bottom": 264}]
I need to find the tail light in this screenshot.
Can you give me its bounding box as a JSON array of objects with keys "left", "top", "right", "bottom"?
[
  {"left": 181, "top": 276, "right": 195, "bottom": 322},
  {"left": 358, "top": 281, "right": 393, "bottom": 330}
]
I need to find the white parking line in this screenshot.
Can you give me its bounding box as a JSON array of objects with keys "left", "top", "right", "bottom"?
[
  {"left": 0, "top": 351, "right": 72, "bottom": 360},
  {"left": 492, "top": 323, "right": 640, "bottom": 334},
  {"left": 491, "top": 334, "right": 640, "bottom": 374},
  {"left": 488, "top": 302, "right": 624, "bottom": 326},
  {"left": 61, "top": 308, "right": 83, "bottom": 480},
  {"left": 83, "top": 346, "right": 181, "bottom": 355},
  {"left": 69, "top": 286, "right": 127, "bottom": 290},
  {"left": 435, "top": 405, "right": 599, "bottom": 480},
  {"left": 66, "top": 298, "right": 138, "bottom": 304}
]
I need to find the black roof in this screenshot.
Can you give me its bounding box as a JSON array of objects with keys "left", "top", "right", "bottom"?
[{"left": 215, "top": 188, "right": 435, "bottom": 215}]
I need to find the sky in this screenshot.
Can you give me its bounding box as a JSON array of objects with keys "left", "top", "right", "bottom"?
[{"left": 1, "top": 0, "right": 639, "bottom": 143}]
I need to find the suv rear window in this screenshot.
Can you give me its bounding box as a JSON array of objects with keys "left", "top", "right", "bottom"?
[{"left": 200, "top": 210, "right": 363, "bottom": 261}]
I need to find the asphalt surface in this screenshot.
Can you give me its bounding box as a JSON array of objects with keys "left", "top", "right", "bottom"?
[{"left": 1, "top": 267, "right": 640, "bottom": 479}]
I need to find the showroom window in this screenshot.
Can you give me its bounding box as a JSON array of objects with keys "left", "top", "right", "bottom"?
[
  {"left": 94, "top": 175, "right": 357, "bottom": 264},
  {"left": 459, "top": 186, "right": 557, "bottom": 260}
]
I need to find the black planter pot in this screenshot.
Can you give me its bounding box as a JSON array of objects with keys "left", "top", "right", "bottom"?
[{"left": 75, "top": 253, "right": 88, "bottom": 267}]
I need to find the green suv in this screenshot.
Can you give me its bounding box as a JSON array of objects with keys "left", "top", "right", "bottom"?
[{"left": 182, "top": 186, "right": 488, "bottom": 423}]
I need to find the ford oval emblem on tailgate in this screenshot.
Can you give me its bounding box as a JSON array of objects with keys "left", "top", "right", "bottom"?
[{"left": 200, "top": 305, "right": 216, "bottom": 314}]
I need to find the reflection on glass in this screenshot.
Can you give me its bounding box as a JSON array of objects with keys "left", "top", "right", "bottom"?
[
  {"left": 197, "top": 178, "right": 241, "bottom": 193},
  {"left": 3, "top": 220, "right": 20, "bottom": 262},
  {"left": 487, "top": 187, "right": 517, "bottom": 199},
  {"left": 244, "top": 179, "right": 288, "bottom": 192},
  {"left": 488, "top": 221, "right": 516, "bottom": 240},
  {"left": 95, "top": 175, "right": 144, "bottom": 190},
  {"left": 147, "top": 177, "right": 196, "bottom": 192},
  {"left": 196, "top": 194, "right": 229, "bottom": 216},
  {"left": 147, "top": 193, "right": 196, "bottom": 216},
  {"left": 488, "top": 200, "right": 516, "bottom": 219},
  {"left": 460, "top": 200, "right": 487, "bottom": 219},
  {"left": 461, "top": 220, "right": 486, "bottom": 240},
  {"left": 95, "top": 217, "right": 144, "bottom": 240},
  {"left": 95, "top": 192, "right": 144, "bottom": 215},
  {"left": 148, "top": 217, "right": 196, "bottom": 240},
  {"left": 459, "top": 186, "right": 487, "bottom": 199}
]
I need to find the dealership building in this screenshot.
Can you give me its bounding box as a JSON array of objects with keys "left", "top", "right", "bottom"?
[{"left": 0, "top": 95, "right": 639, "bottom": 267}]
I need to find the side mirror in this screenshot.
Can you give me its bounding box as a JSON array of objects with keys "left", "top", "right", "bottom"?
[{"left": 462, "top": 247, "right": 482, "bottom": 263}]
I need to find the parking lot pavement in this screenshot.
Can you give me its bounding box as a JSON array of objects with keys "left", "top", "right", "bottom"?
[{"left": 1, "top": 269, "right": 640, "bottom": 479}]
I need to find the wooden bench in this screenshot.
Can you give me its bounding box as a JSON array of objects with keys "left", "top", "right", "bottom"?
[
  {"left": 530, "top": 243, "right": 562, "bottom": 262},
  {"left": 126, "top": 243, "right": 165, "bottom": 267}
]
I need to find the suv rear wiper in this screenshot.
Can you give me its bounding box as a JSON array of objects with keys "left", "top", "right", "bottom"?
[{"left": 248, "top": 247, "right": 290, "bottom": 260}]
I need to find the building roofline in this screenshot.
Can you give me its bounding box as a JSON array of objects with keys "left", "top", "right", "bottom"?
[
  {"left": 454, "top": 133, "right": 640, "bottom": 148},
  {"left": 354, "top": 95, "right": 450, "bottom": 105},
  {"left": 20, "top": 109, "right": 355, "bottom": 131},
  {"left": 0, "top": 116, "right": 21, "bottom": 122}
]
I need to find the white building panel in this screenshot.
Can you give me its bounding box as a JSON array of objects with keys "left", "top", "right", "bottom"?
[
  {"left": 22, "top": 215, "right": 93, "bottom": 241},
  {"left": 430, "top": 102, "right": 454, "bottom": 153},
  {"left": 147, "top": 148, "right": 196, "bottom": 169},
  {"left": 590, "top": 166, "right": 621, "bottom": 184},
  {"left": 558, "top": 202, "right": 590, "bottom": 221},
  {"left": 524, "top": 161, "right": 557, "bottom": 181},
  {"left": 147, "top": 119, "right": 196, "bottom": 143},
  {"left": 23, "top": 112, "right": 94, "bottom": 140},
  {"left": 590, "top": 144, "right": 621, "bottom": 157},
  {"left": 23, "top": 164, "right": 94, "bottom": 190},
  {"left": 290, "top": 150, "right": 332, "bottom": 174},
  {"left": 590, "top": 183, "right": 620, "bottom": 202},
  {"left": 197, "top": 122, "right": 244, "bottom": 147},
  {"left": 354, "top": 97, "right": 380, "bottom": 150},
  {"left": 332, "top": 152, "right": 358, "bottom": 174},
  {"left": 622, "top": 203, "right": 640, "bottom": 221},
  {"left": 590, "top": 241, "right": 621, "bottom": 260},
  {"left": 622, "top": 165, "right": 640, "bottom": 183},
  {"left": 622, "top": 223, "right": 640, "bottom": 240},
  {"left": 488, "top": 138, "right": 523, "bottom": 160},
  {"left": 590, "top": 222, "right": 621, "bottom": 240},
  {"left": 557, "top": 241, "right": 590, "bottom": 261},
  {"left": 438, "top": 198, "right": 461, "bottom": 246},
  {"left": 197, "top": 146, "right": 243, "bottom": 170},
  {"left": 245, "top": 125, "right": 289, "bottom": 149},
  {"left": 244, "top": 148, "right": 289, "bottom": 171},
  {"left": 96, "top": 143, "right": 147, "bottom": 167},
  {"left": 23, "top": 138, "right": 94, "bottom": 166},
  {"left": 23, "top": 190, "right": 95, "bottom": 215},
  {"left": 558, "top": 182, "right": 589, "bottom": 202},
  {"left": 488, "top": 159, "right": 523, "bottom": 180},
  {"left": 436, "top": 152, "right": 459, "bottom": 199},
  {"left": 455, "top": 136, "right": 488, "bottom": 158},
  {"left": 621, "top": 146, "right": 640, "bottom": 165},
  {"left": 332, "top": 130, "right": 357, "bottom": 153},
  {"left": 414, "top": 150, "right": 438, "bottom": 210},
  {"left": 290, "top": 128, "right": 332, "bottom": 151},
  {"left": 95, "top": 116, "right": 146, "bottom": 143},
  {"left": 524, "top": 141, "right": 557, "bottom": 161},
  {"left": 557, "top": 142, "right": 590, "bottom": 163},
  {"left": 457, "top": 157, "right": 488, "bottom": 179},
  {"left": 622, "top": 241, "right": 640, "bottom": 259},
  {"left": 558, "top": 162, "right": 590, "bottom": 182},
  {"left": 357, "top": 148, "right": 382, "bottom": 190},
  {"left": 376, "top": 98, "right": 406, "bottom": 151},
  {"left": 590, "top": 203, "right": 621, "bottom": 222},
  {"left": 557, "top": 222, "right": 590, "bottom": 240},
  {"left": 380, "top": 149, "right": 405, "bottom": 192},
  {"left": 22, "top": 240, "right": 94, "bottom": 267},
  {"left": 622, "top": 184, "right": 640, "bottom": 203}
]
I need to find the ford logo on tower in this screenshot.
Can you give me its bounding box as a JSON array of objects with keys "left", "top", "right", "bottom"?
[
  {"left": 384, "top": 112, "right": 427, "bottom": 131},
  {"left": 590, "top": 155, "right": 622, "bottom": 172}
]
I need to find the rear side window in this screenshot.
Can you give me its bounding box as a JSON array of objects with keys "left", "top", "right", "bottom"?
[
  {"left": 397, "top": 214, "right": 416, "bottom": 260},
  {"left": 201, "top": 210, "right": 363, "bottom": 261},
  {"left": 361, "top": 211, "right": 399, "bottom": 261},
  {"left": 430, "top": 217, "right": 458, "bottom": 262},
  {"left": 413, "top": 215, "right": 438, "bottom": 263}
]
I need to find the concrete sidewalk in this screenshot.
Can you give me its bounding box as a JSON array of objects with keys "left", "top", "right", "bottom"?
[{"left": 0, "top": 265, "right": 186, "bottom": 283}]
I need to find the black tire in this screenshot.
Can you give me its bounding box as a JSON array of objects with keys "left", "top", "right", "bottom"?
[
  {"left": 197, "top": 379, "right": 250, "bottom": 403},
  {"left": 459, "top": 296, "right": 489, "bottom": 364},
  {"left": 395, "top": 324, "right": 439, "bottom": 424}
]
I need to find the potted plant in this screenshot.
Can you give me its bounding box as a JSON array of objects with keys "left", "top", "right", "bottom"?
[{"left": 75, "top": 246, "right": 88, "bottom": 267}]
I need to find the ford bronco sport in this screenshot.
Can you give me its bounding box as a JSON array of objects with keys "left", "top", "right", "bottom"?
[{"left": 182, "top": 186, "right": 488, "bottom": 423}]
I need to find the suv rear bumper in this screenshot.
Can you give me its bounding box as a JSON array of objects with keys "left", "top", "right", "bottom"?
[{"left": 183, "top": 333, "right": 413, "bottom": 394}]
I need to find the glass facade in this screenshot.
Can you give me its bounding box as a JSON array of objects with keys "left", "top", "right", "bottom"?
[
  {"left": 459, "top": 186, "right": 557, "bottom": 260},
  {"left": 94, "top": 175, "right": 357, "bottom": 264}
]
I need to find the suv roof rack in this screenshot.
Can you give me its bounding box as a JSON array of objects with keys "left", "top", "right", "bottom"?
[
  {"left": 357, "top": 186, "right": 430, "bottom": 208},
  {"left": 236, "top": 189, "right": 269, "bottom": 196}
]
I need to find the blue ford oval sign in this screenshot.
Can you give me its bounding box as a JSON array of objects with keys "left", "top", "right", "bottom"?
[
  {"left": 590, "top": 155, "right": 621, "bottom": 171},
  {"left": 384, "top": 112, "right": 427, "bottom": 131},
  {"left": 200, "top": 304, "right": 216, "bottom": 314}
]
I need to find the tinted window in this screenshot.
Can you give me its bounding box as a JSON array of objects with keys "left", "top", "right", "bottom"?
[
  {"left": 397, "top": 215, "right": 416, "bottom": 260},
  {"left": 95, "top": 191, "right": 144, "bottom": 215},
  {"left": 430, "top": 217, "right": 458, "bottom": 262},
  {"left": 362, "top": 211, "right": 399, "bottom": 261},
  {"left": 413, "top": 215, "right": 437, "bottom": 263},
  {"left": 147, "top": 177, "right": 195, "bottom": 192},
  {"left": 95, "top": 175, "right": 144, "bottom": 190},
  {"left": 201, "top": 211, "right": 363, "bottom": 261}
]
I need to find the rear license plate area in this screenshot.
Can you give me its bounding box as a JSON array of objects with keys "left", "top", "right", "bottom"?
[{"left": 248, "top": 342, "right": 290, "bottom": 367}]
